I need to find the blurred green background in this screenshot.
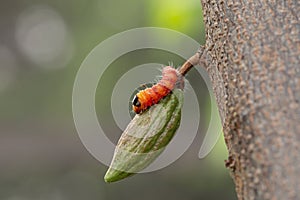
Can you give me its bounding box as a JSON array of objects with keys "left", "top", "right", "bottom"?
[{"left": 0, "top": 0, "right": 236, "bottom": 199}]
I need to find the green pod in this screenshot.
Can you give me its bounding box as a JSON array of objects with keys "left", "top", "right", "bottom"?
[{"left": 104, "top": 89, "right": 184, "bottom": 183}]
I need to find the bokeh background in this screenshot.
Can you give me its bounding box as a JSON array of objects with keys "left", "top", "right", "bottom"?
[{"left": 0, "top": 0, "right": 237, "bottom": 199}]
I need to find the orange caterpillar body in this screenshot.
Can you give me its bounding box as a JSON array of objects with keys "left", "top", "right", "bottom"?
[{"left": 132, "top": 66, "right": 180, "bottom": 114}]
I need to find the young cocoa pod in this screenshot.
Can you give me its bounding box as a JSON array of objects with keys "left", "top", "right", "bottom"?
[{"left": 104, "top": 89, "right": 184, "bottom": 182}]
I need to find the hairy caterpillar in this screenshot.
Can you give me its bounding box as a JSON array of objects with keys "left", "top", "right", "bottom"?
[{"left": 132, "top": 66, "right": 183, "bottom": 114}]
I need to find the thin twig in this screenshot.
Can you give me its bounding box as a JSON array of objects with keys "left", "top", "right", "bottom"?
[{"left": 178, "top": 45, "right": 207, "bottom": 76}]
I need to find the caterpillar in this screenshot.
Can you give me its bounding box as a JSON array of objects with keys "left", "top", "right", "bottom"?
[{"left": 132, "top": 66, "right": 183, "bottom": 114}]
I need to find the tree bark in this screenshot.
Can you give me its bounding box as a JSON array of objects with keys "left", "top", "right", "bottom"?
[{"left": 199, "top": 0, "right": 300, "bottom": 199}]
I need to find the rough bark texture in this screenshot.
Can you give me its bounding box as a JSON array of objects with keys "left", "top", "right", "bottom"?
[{"left": 199, "top": 0, "right": 300, "bottom": 199}]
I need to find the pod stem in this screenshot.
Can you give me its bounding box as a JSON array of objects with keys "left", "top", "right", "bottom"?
[{"left": 178, "top": 45, "right": 208, "bottom": 76}]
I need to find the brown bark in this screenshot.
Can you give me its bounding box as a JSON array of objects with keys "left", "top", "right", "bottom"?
[{"left": 198, "top": 0, "right": 300, "bottom": 199}]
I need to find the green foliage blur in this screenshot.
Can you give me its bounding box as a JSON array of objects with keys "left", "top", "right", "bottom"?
[{"left": 0, "top": 0, "right": 236, "bottom": 199}]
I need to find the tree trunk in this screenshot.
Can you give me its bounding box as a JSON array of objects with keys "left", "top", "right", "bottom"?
[{"left": 199, "top": 0, "right": 300, "bottom": 199}]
